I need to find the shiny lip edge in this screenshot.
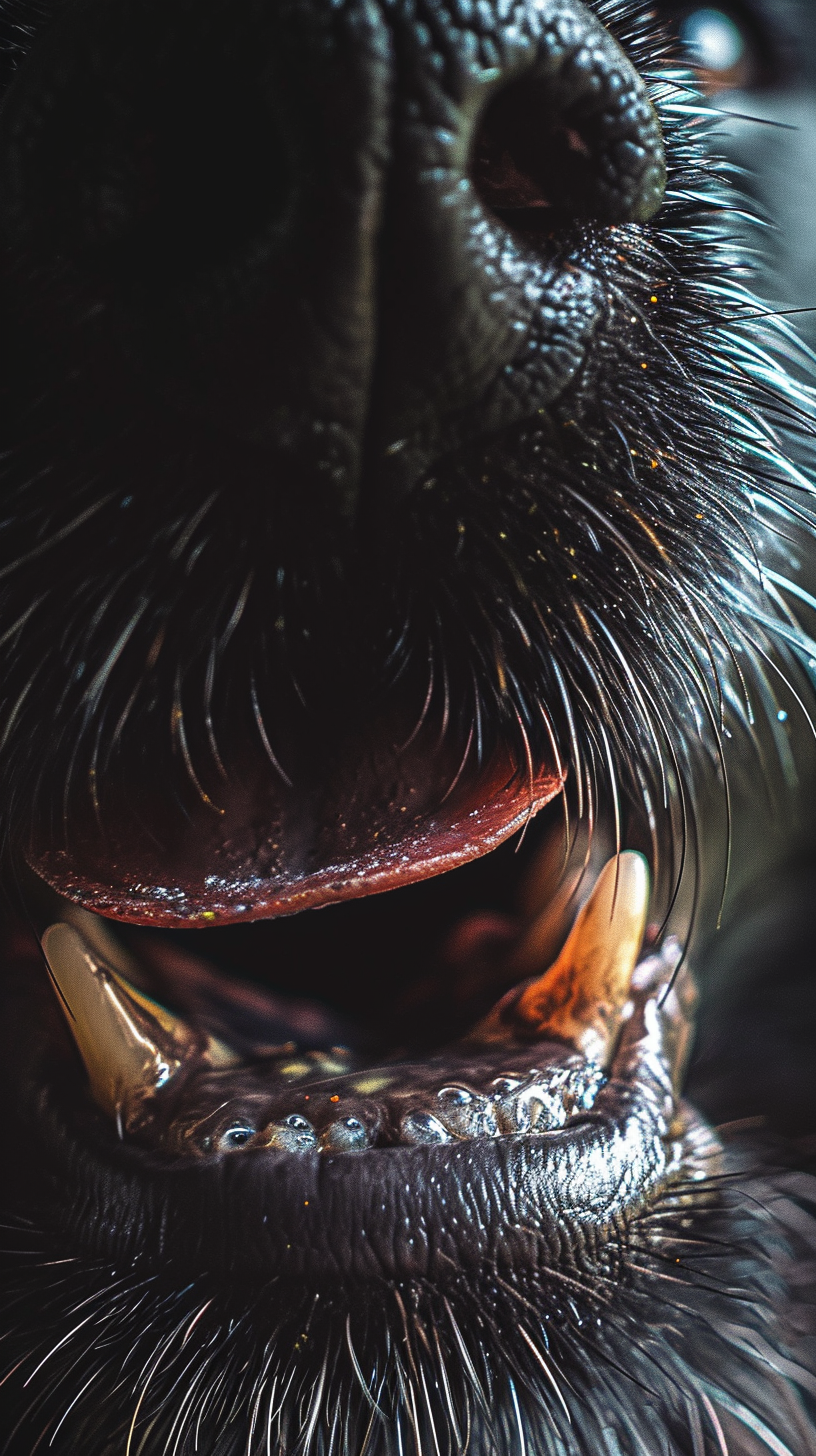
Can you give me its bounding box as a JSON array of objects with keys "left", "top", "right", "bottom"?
[{"left": 28, "top": 759, "right": 565, "bottom": 926}]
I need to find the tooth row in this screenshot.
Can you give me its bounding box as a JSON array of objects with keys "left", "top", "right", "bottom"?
[
  {"left": 41, "top": 851, "right": 649, "bottom": 1160},
  {"left": 208, "top": 1111, "right": 375, "bottom": 1156},
  {"left": 203, "top": 1062, "right": 605, "bottom": 1157},
  {"left": 400, "top": 1065, "right": 604, "bottom": 1146}
]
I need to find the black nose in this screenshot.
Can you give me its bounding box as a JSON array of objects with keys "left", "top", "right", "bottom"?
[{"left": 0, "top": 0, "right": 665, "bottom": 511}]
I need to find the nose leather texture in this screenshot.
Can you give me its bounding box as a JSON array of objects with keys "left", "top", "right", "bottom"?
[
  {"left": 0, "top": 0, "right": 665, "bottom": 514},
  {"left": 366, "top": 0, "right": 665, "bottom": 502}
]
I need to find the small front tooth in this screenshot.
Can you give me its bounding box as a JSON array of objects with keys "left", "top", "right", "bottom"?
[
  {"left": 60, "top": 904, "right": 142, "bottom": 983},
  {"left": 322, "top": 1116, "right": 371, "bottom": 1153},
  {"left": 263, "top": 1114, "right": 318, "bottom": 1153},
  {"left": 216, "top": 1123, "right": 258, "bottom": 1152},
  {"left": 471, "top": 852, "right": 649, "bottom": 1068},
  {"left": 436, "top": 1086, "right": 499, "bottom": 1139},
  {"left": 503, "top": 1081, "right": 550, "bottom": 1134},
  {"left": 42, "top": 921, "right": 202, "bottom": 1127},
  {"left": 400, "top": 1110, "right": 452, "bottom": 1146}
]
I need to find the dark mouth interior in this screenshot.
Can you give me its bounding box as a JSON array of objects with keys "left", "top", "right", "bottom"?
[
  {"left": 113, "top": 802, "right": 565, "bottom": 1064},
  {"left": 33, "top": 846, "right": 691, "bottom": 1293},
  {"left": 36, "top": 791, "right": 676, "bottom": 1193}
]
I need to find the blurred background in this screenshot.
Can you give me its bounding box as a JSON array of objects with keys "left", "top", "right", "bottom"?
[
  {"left": 648, "top": 3, "right": 816, "bottom": 1136},
  {"left": 660, "top": 1, "right": 816, "bottom": 344}
]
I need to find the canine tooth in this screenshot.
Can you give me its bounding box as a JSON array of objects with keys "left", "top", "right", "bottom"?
[
  {"left": 42, "top": 922, "right": 202, "bottom": 1126},
  {"left": 436, "top": 1086, "right": 499, "bottom": 1139},
  {"left": 472, "top": 852, "right": 649, "bottom": 1067},
  {"left": 513, "top": 827, "right": 613, "bottom": 977},
  {"left": 400, "top": 1110, "right": 452, "bottom": 1145},
  {"left": 60, "top": 904, "right": 142, "bottom": 983},
  {"left": 55, "top": 907, "right": 240, "bottom": 1069}
]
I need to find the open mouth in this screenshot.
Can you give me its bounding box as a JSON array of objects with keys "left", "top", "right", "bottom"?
[
  {"left": 10, "top": 834, "right": 770, "bottom": 1454},
  {"left": 30, "top": 843, "right": 704, "bottom": 1289}
]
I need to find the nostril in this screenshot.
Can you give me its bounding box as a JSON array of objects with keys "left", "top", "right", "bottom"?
[
  {"left": 471, "top": 75, "right": 597, "bottom": 234},
  {"left": 468, "top": 37, "right": 666, "bottom": 235}
]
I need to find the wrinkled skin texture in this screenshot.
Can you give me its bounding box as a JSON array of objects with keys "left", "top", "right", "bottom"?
[{"left": 0, "top": 1, "right": 815, "bottom": 1454}]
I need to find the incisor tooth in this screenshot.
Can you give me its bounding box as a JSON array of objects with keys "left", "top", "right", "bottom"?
[
  {"left": 471, "top": 852, "right": 650, "bottom": 1066},
  {"left": 42, "top": 921, "right": 202, "bottom": 1127}
]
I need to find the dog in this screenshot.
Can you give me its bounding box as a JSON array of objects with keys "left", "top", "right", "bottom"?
[{"left": 0, "top": 1, "right": 814, "bottom": 1452}]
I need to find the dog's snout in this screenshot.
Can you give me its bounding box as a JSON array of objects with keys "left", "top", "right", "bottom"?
[
  {"left": 0, "top": 0, "right": 665, "bottom": 511},
  {"left": 370, "top": 0, "right": 666, "bottom": 499}
]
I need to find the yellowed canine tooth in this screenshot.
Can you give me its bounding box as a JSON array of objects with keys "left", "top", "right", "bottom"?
[
  {"left": 59, "top": 903, "right": 143, "bottom": 985},
  {"left": 472, "top": 852, "right": 649, "bottom": 1067},
  {"left": 512, "top": 822, "right": 615, "bottom": 978},
  {"left": 42, "top": 921, "right": 204, "bottom": 1127}
]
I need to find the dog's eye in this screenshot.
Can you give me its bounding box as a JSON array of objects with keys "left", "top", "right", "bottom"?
[
  {"left": 681, "top": 7, "right": 757, "bottom": 87},
  {"left": 660, "top": 3, "right": 788, "bottom": 93}
]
